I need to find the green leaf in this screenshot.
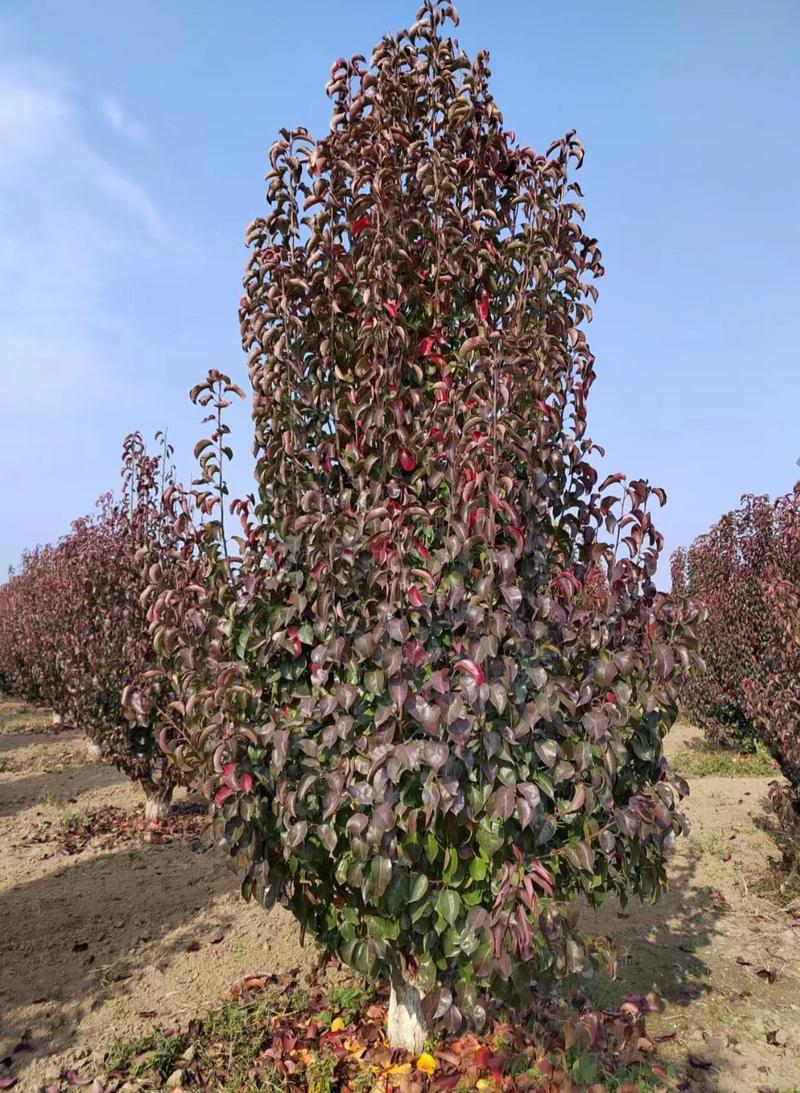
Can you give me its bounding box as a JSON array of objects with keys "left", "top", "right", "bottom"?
[
  {"left": 415, "top": 955, "right": 437, "bottom": 993},
  {"left": 425, "top": 831, "right": 440, "bottom": 863},
  {"left": 409, "top": 874, "right": 429, "bottom": 903},
  {"left": 477, "top": 818, "right": 504, "bottom": 857},
  {"left": 435, "top": 888, "right": 461, "bottom": 927},
  {"left": 533, "top": 772, "right": 555, "bottom": 800},
  {"left": 571, "top": 1052, "right": 598, "bottom": 1084},
  {"left": 469, "top": 856, "right": 487, "bottom": 881},
  {"left": 235, "top": 626, "right": 252, "bottom": 658},
  {"left": 370, "top": 856, "right": 392, "bottom": 900},
  {"left": 364, "top": 668, "right": 385, "bottom": 696},
  {"left": 366, "top": 915, "right": 400, "bottom": 940},
  {"left": 534, "top": 739, "right": 558, "bottom": 768}
]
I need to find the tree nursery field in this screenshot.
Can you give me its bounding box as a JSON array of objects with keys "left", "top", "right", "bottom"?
[
  {"left": 2, "top": 3, "right": 800, "bottom": 1092},
  {"left": 2, "top": 703, "right": 798, "bottom": 1091}
]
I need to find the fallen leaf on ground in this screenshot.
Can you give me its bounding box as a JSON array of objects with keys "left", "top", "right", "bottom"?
[
  {"left": 416, "top": 1051, "right": 436, "bottom": 1076},
  {"left": 687, "top": 1053, "right": 713, "bottom": 1069},
  {"left": 756, "top": 967, "right": 779, "bottom": 983}
]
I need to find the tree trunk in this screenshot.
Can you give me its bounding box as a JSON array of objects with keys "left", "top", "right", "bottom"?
[
  {"left": 387, "top": 967, "right": 428, "bottom": 1054},
  {"left": 52, "top": 712, "right": 62, "bottom": 726},
  {"left": 86, "top": 740, "right": 103, "bottom": 761},
  {"left": 143, "top": 782, "right": 173, "bottom": 822}
]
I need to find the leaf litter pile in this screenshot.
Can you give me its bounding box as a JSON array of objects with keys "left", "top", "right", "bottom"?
[
  {"left": 32, "top": 969, "right": 670, "bottom": 1092},
  {"left": 28, "top": 801, "right": 209, "bottom": 855}
]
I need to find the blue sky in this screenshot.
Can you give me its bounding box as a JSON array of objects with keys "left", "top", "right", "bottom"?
[{"left": 1, "top": 0, "right": 798, "bottom": 583}]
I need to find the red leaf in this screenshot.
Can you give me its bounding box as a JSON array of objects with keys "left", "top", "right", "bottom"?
[
  {"left": 287, "top": 625, "right": 302, "bottom": 659},
  {"left": 407, "top": 585, "right": 424, "bottom": 608},
  {"left": 404, "top": 639, "right": 427, "bottom": 667},
  {"left": 472, "top": 1045, "right": 493, "bottom": 1067},
  {"left": 476, "top": 288, "right": 490, "bottom": 323},
  {"left": 351, "top": 214, "right": 370, "bottom": 235},
  {"left": 239, "top": 772, "right": 253, "bottom": 794},
  {"left": 529, "top": 860, "right": 555, "bottom": 896},
  {"left": 418, "top": 336, "right": 435, "bottom": 356},
  {"left": 399, "top": 448, "right": 417, "bottom": 472},
  {"left": 384, "top": 299, "right": 399, "bottom": 319},
  {"left": 454, "top": 659, "right": 485, "bottom": 686},
  {"left": 507, "top": 525, "right": 525, "bottom": 554},
  {"left": 564, "top": 785, "right": 586, "bottom": 814},
  {"left": 214, "top": 785, "right": 236, "bottom": 807}
]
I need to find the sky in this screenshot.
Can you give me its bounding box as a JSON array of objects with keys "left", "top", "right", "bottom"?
[{"left": 1, "top": 0, "right": 798, "bottom": 584}]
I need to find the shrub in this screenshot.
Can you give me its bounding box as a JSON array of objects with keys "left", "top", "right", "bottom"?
[
  {"left": 670, "top": 493, "right": 779, "bottom": 749},
  {"left": 673, "top": 480, "right": 800, "bottom": 858},
  {"left": 0, "top": 434, "right": 180, "bottom": 817},
  {"left": 0, "top": 544, "right": 64, "bottom": 710},
  {"left": 144, "top": 1, "right": 699, "bottom": 1051},
  {"left": 741, "top": 481, "right": 800, "bottom": 859}
]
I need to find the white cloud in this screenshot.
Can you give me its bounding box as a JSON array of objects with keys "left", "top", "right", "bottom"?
[
  {"left": 0, "top": 61, "right": 170, "bottom": 411},
  {"left": 100, "top": 94, "right": 146, "bottom": 142}
]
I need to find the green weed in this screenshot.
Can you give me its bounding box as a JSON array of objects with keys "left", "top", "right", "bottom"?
[
  {"left": 105, "top": 1029, "right": 189, "bottom": 1079},
  {"left": 671, "top": 740, "right": 776, "bottom": 778}
]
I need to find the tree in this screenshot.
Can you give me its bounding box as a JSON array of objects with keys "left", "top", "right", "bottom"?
[
  {"left": 745, "top": 482, "right": 800, "bottom": 859},
  {"left": 670, "top": 494, "right": 779, "bottom": 749},
  {"left": 0, "top": 434, "right": 180, "bottom": 819},
  {"left": 674, "top": 481, "right": 800, "bottom": 859},
  {"left": 0, "top": 544, "right": 64, "bottom": 711},
  {"left": 145, "top": 1, "right": 698, "bottom": 1051}
]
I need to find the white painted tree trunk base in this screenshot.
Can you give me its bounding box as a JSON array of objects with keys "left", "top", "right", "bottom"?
[
  {"left": 86, "top": 741, "right": 103, "bottom": 761},
  {"left": 387, "top": 976, "right": 428, "bottom": 1054},
  {"left": 52, "top": 713, "right": 62, "bottom": 726},
  {"left": 143, "top": 788, "right": 172, "bottom": 822}
]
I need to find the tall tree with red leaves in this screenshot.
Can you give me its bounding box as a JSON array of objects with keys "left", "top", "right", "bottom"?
[{"left": 143, "top": 1, "right": 700, "bottom": 1051}]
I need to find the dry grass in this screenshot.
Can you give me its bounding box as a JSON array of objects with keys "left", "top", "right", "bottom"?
[{"left": 0, "top": 694, "right": 54, "bottom": 734}]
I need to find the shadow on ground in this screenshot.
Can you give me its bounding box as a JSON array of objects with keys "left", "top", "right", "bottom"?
[
  {"left": 583, "top": 855, "right": 724, "bottom": 1012},
  {"left": 0, "top": 731, "right": 53, "bottom": 754},
  {"left": 0, "top": 760, "right": 127, "bottom": 817},
  {"left": 0, "top": 837, "right": 241, "bottom": 1074},
  {"left": 582, "top": 853, "right": 732, "bottom": 1091}
]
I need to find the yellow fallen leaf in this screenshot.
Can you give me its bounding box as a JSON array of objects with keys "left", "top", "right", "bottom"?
[
  {"left": 416, "top": 1051, "right": 437, "bottom": 1076},
  {"left": 330, "top": 1016, "right": 346, "bottom": 1032},
  {"left": 476, "top": 1081, "right": 496, "bottom": 1091},
  {"left": 343, "top": 1038, "right": 367, "bottom": 1059},
  {"left": 381, "top": 1062, "right": 412, "bottom": 1076}
]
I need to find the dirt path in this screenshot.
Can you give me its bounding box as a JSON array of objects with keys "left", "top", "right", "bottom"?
[{"left": 1, "top": 710, "right": 799, "bottom": 1092}]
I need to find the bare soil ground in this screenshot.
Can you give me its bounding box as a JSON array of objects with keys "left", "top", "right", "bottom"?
[
  {"left": 585, "top": 723, "right": 800, "bottom": 1092},
  {"left": 1, "top": 702, "right": 799, "bottom": 1092},
  {"left": 0, "top": 700, "right": 315, "bottom": 1092}
]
